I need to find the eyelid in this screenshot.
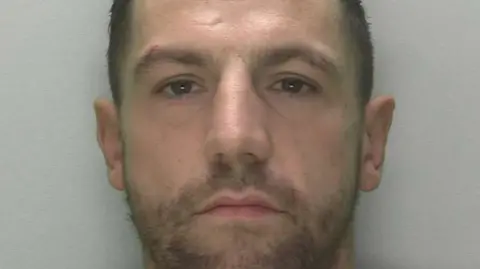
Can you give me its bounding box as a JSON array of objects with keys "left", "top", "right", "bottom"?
[
  {"left": 269, "top": 72, "right": 322, "bottom": 92},
  {"left": 154, "top": 74, "right": 205, "bottom": 93}
]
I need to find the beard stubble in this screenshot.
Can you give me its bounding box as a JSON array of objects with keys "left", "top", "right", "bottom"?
[{"left": 123, "top": 154, "right": 360, "bottom": 269}]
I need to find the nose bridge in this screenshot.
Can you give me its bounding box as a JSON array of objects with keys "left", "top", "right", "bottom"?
[
  {"left": 205, "top": 61, "right": 271, "bottom": 165},
  {"left": 215, "top": 67, "right": 256, "bottom": 140}
]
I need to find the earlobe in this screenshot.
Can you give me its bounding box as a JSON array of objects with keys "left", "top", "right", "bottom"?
[
  {"left": 359, "top": 96, "right": 395, "bottom": 192},
  {"left": 94, "top": 99, "right": 125, "bottom": 191}
]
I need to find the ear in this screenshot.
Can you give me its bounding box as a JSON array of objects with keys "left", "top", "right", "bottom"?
[
  {"left": 94, "top": 99, "right": 125, "bottom": 191},
  {"left": 359, "top": 96, "right": 395, "bottom": 192}
]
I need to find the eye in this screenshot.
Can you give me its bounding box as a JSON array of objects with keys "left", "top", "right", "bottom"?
[
  {"left": 158, "top": 79, "right": 203, "bottom": 98},
  {"left": 270, "top": 77, "right": 320, "bottom": 95}
]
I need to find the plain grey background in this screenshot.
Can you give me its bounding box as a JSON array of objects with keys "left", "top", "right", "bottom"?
[{"left": 0, "top": 0, "right": 479, "bottom": 268}]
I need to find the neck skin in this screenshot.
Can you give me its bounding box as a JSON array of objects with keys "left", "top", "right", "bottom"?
[
  {"left": 143, "top": 227, "right": 354, "bottom": 269},
  {"left": 332, "top": 226, "right": 355, "bottom": 269}
]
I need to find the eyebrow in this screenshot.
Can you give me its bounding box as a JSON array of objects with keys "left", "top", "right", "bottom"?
[
  {"left": 133, "top": 43, "right": 341, "bottom": 81},
  {"left": 255, "top": 44, "right": 341, "bottom": 79},
  {"left": 134, "top": 47, "right": 212, "bottom": 79}
]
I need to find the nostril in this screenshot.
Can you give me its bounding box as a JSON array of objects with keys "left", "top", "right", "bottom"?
[
  {"left": 240, "top": 152, "right": 259, "bottom": 164},
  {"left": 204, "top": 123, "right": 272, "bottom": 167},
  {"left": 210, "top": 152, "right": 262, "bottom": 172}
]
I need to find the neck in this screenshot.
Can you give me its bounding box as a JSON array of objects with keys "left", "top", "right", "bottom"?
[
  {"left": 144, "top": 228, "right": 355, "bottom": 269},
  {"left": 331, "top": 225, "right": 355, "bottom": 269}
]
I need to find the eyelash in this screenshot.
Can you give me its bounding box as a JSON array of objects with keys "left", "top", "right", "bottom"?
[
  {"left": 154, "top": 75, "right": 204, "bottom": 98},
  {"left": 269, "top": 74, "right": 322, "bottom": 95},
  {"left": 153, "top": 73, "right": 322, "bottom": 98}
]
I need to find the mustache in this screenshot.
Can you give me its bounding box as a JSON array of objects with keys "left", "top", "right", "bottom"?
[
  {"left": 207, "top": 161, "right": 272, "bottom": 191},
  {"left": 158, "top": 162, "right": 300, "bottom": 224}
]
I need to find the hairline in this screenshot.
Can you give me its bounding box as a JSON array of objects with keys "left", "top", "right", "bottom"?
[{"left": 108, "top": 0, "right": 372, "bottom": 107}]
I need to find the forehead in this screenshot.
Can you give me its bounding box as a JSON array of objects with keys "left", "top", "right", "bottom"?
[
  {"left": 127, "top": 0, "right": 347, "bottom": 72},
  {"left": 134, "top": 0, "right": 340, "bottom": 26}
]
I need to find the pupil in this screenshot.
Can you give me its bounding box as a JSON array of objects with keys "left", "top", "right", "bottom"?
[
  {"left": 282, "top": 79, "right": 302, "bottom": 93},
  {"left": 172, "top": 81, "right": 192, "bottom": 95}
]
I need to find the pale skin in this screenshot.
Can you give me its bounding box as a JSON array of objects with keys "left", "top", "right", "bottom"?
[{"left": 95, "top": 0, "right": 395, "bottom": 268}]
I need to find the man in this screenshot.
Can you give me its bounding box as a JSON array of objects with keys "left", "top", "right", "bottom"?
[{"left": 94, "top": 0, "right": 395, "bottom": 268}]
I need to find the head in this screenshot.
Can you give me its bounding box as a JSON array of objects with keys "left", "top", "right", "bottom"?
[{"left": 95, "top": 0, "right": 395, "bottom": 268}]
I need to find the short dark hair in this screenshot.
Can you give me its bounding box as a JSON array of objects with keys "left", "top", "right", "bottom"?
[{"left": 107, "top": 0, "right": 373, "bottom": 106}]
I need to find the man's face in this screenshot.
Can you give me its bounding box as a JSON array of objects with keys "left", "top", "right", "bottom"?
[{"left": 95, "top": 0, "right": 394, "bottom": 268}]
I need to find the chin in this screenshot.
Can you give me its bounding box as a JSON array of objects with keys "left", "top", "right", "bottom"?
[{"left": 184, "top": 216, "right": 291, "bottom": 256}]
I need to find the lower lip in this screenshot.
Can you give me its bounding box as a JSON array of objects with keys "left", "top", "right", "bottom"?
[{"left": 204, "top": 206, "right": 278, "bottom": 218}]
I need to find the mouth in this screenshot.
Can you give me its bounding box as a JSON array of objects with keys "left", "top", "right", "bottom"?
[{"left": 197, "top": 193, "right": 284, "bottom": 219}]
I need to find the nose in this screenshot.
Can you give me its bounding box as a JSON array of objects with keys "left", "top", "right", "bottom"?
[{"left": 204, "top": 65, "right": 272, "bottom": 168}]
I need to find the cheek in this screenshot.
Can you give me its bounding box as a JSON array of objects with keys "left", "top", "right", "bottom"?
[
  {"left": 273, "top": 109, "right": 357, "bottom": 202},
  {"left": 122, "top": 105, "right": 208, "bottom": 204}
]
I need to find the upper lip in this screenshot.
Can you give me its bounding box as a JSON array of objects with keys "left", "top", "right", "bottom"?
[{"left": 198, "top": 193, "right": 283, "bottom": 214}]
